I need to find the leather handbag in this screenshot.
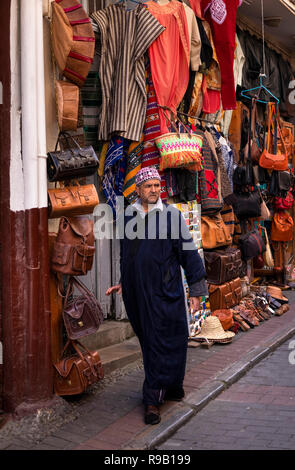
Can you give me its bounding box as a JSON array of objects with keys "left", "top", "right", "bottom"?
[
  {"left": 271, "top": 211, "right": 293, "bottom": 242},
  {"left": 259, "top": 103, "right": 288, "bottom": 171},
  {"left": 47, "top": 132, "right": 99, "bottom": 182},
  {"left": 273, "top": 190, "right": 294, "bottom": 211},
  {"left": 48, "top": 183, "right": 99, "bottom": 219},
  {"left": 212, "top": 309, "right": 234, "bottom": 331},
  {"left": 53, "top": 339, "right": 104, "bottom": 396},
  {"left": 277, "top": 170, "right": 292, "bottom": 193},
  {"left": 204, "top": 246, "right": 245, "bottom": 285},
  {"left": 62, "top": 277, "right": 104, "bottom": 340},
  {"left": 238, "top": 228, "right": 266, "bottom": 261},
  {"left": 233, "top": 190, "right": 261, "bottom": 220},
  {"left": 201, "top": 213, "right": 232, "bottom": 250},
  {"left": 51, "top": 216, "right": 95, "bottom": 275},
  {"left": 208, "top": 278, "right": 242, "bottom": 311},
  {"left": 55, "top": 80, "right": 79, "bottom": 131}
]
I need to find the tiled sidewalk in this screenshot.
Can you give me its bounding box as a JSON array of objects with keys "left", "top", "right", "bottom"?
[{"left": 1, "top": 291, "right": 295, "bottom": 450}]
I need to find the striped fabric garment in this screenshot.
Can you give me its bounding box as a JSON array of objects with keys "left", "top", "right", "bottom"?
[{"left": 91, "top": 4, "right": 164, "bottom": 142}]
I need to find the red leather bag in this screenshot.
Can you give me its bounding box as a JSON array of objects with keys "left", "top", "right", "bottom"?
[{"left": 212, "top": 310, "right": 234, "bottom": 331}]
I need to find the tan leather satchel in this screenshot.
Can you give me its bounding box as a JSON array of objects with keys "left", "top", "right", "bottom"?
[
  {"left": 48, "top": 183, "right": 99, "bottom": 219},
  {"left": 54, "top": 339, "right": 104, "bottom": 396},
  {"left": 55, "top": 80, "right": 79, "bottom": 131},
  {"left": 201, "top": 213, "right": 232, "bottom": 250},
  {"left": 51, "top": 216, "right": 95, "bottom": 275}
]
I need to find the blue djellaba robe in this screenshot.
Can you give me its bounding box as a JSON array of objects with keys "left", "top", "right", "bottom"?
[{"left": 119, "top": 200, "right": 207, "bottom": 406}]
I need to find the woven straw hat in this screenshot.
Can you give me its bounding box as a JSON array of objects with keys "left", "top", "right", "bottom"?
[{"left": 194, "top": 315, "right": 235, "bottom": 343}]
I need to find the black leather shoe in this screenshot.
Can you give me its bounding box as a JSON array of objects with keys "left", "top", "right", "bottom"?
[
  {"left": 144, "top": 405, "right": 161, "bottom": 425},
  {"left": 164, "top": 387, "right": 185, "bottom": 401}
]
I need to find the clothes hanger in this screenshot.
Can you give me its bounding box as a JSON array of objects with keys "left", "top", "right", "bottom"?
[{"left": 240, "top": 0, "right": 280, "bottom": 105}]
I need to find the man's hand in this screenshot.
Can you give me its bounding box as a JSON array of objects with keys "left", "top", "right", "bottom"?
[
  {"left": 189, "top": 296, "right": 200, "bottom": 313},
  {"left": 105, "top": 284, "right": 122, "bottom": 296}
]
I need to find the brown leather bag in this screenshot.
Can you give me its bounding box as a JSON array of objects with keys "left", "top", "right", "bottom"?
[
  {"left": 271, "top": 211, "right": 293, "bottom": 242},
  {"left": 51, "top": 216, "right": 95, "bottom": 275},
  {"left": 48, "top": 183, "right": 99, "bottom": 219},
  {"left": 53, "top": 339, "right": 104, "bottom": 396},
  {"left": 55, "top": 80, "right": 79, "bottom": 131},
  {"left": 208, "top": 278, "right": 242, "bottom": 311},
  {"left": 212, "top": 309, "right": 234, "bottom": 331},
  {"left": 204, "top": 246, "right": 245, "bottom": 285},
  {"left": 62, "top": 277, "right": 104, "bottom": 340},
  {"left": 259, "top": 103, "right": 288, "bottom": 171},
  {"left": 201, "top": 213, "right": 232, "bottom": 250}
]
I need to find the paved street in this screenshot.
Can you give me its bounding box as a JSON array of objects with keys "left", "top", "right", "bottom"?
[{"left": 158, "top": 336, "right": 295, "bottom": 450}]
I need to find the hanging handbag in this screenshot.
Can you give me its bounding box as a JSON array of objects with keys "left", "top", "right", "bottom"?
[
  {"left": 47, "top": 132, "right": 99, "bottom": 182},
  {"left": 62, "top": 277, "right": 104, "bottom": 340},
  {"left": 53, "top": 339, "right": 104, "bottom": 396},
  {"left": 51, "top": 216, "right": 95, "bottom": 275},
  {"left": 201, "top": 213, "right": 232, "bottom": 250},
  {"left": 55, "top": 81, "right": 79, "bottom": 132},
  {"left": 155, "top": 108, "right": 203, "bottom": 171},
  {"left": 238, "top": 223, "right": 266, "bottom": 261},
  {"left": 273, "top": 190, "right": 294, "bottom": 211},
  {"left": 233, "top": 190, "right": 261, "bottom": 220},
  {"left": 259, "top": 103, "right": 288, "bottom": 171},
  {"left": 261, "top": 226, "right": 274, "bottom": 268},
  {"left": 48, "top": 182, "right": 99, "bottom": 219},
  {"left": 271, "top": 211, "right": 293, "bottom": 242}
]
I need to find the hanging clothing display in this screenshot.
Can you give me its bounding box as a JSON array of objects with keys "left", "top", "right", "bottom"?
[
  {"left": 91, "top": 4, "right": 164, "bottom": 142},
  {"left": 146, "top": 0, "right": 191, "bottom": 134},
  {"left": 202, "top": 0, "right": 241, "bottom": 110}
]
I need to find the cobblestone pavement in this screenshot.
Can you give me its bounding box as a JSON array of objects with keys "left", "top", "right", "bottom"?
[{"left": 157, "top": 336, "right": 295, "bottom": 450}]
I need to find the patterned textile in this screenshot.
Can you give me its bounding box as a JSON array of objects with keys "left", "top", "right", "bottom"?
[
  {"left": 102, "top": 136, "right": 130, "bottom": 213},
  {"left": 142, "top": 65, "right": 167, "bottom": 200},
  {"left": 123, "top": 140, "right": 143, "bottom": 204}
]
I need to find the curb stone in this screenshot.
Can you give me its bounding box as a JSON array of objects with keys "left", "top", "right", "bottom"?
[{"left": 123, "top": 324, "right": 295, "bottom": 450}]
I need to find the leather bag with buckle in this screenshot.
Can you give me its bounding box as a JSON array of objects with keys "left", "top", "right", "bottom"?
[
  {"left": 204, "top": 246, "right": 245, "bottom": 285},
  {"left": 48, "top": 183, "right": 99, "bottom": 219},
  {"left": 53, "top": 339, "right": 104, "bottom": 396},
  {"left": 201, "top": 213, "right": 232, "bottom": 250},
  {"left": 47, "top": 132, "right": 99, "bottom": 182},
  {"left": 62, "top": 277, "right": 104, "bottom": 340},
  {"left": 51, "top": 216, "right": 95, "bottom": 275},
  {"left": 208, "top": 278, "right": 242, "bottom": 311}
]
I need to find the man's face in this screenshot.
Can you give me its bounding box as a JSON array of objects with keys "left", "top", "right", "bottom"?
[{"left": 136, "top": 179, "right": 161, "bottom": 205}]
